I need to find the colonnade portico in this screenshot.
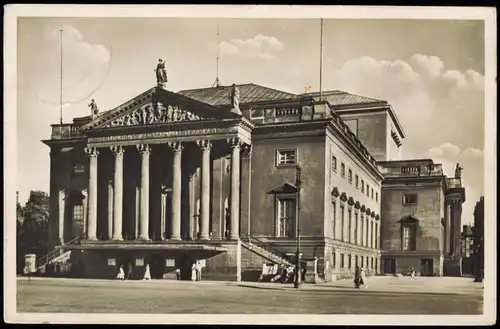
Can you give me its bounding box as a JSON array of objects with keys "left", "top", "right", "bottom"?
[{"left": 79, "top": 137, "right": 249, "bottom": 243}]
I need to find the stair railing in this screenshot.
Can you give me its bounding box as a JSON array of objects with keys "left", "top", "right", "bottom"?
[
  {"left": 36, "top": 235, "right": 81, "bottom": 269},
  {"left": 242, "top": 234, "right": 289, "bottom": 261}
]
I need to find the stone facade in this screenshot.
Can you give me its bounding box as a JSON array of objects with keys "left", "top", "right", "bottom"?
[
  {"left": 42, "top": 83, "right": 463, "bottom": 282},
  {"left": 379, "top": 159, "right": 465, "bottom": 276}
]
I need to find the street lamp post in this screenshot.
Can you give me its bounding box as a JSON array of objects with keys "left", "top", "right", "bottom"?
[{"left": 294, "top": 164, "right": 302, "bottom": 289}]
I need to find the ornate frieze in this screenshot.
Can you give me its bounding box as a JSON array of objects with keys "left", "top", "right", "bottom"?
[{"left": 106, "top": 102, "right": 203, "bottom": 128}]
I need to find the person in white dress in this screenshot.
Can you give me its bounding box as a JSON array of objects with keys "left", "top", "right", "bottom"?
[
  {"left": 191, "top": 262, "right": 197, "bottom": 281},
  {"left": 143, "top": 264, "right": 151, "bottom": 280},
  {"left": 117, "top": 266, "right": 125, "bottom": 280},
  {"left": 360, "top": 267, "right": 368, "bottom": 288}
]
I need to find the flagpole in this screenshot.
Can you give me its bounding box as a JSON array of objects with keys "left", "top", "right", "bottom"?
[
  {"left": 319, "top": 18, "right": 323, "bottom": 101},
  {"left": 60, "top": 29, "right": 63, "bottom": 125}
]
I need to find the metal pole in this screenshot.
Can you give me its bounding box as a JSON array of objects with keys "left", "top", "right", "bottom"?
[
  {"left": 294, "top": 165, "right": 302, "bottom": 289},
  {"left": 319, "top": 18, "right": 323, "bottom": 102},
  {"left": 59, "top": 29, "right": 63, "bottom": 125}
]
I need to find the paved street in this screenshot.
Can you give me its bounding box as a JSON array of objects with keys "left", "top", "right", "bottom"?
[{"left": 17, "top": 276, "right": 483, "bottom": 314}]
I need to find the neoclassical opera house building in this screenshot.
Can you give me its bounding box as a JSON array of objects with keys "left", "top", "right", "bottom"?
[{"left": 42, "top": 71, "right": 465, "bottom": 281}]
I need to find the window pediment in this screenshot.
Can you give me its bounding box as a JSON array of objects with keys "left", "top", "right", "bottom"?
[
  {"left": 267, "top": 182, "right": 299, "bottom": 194},
  {"left": 399, "top": 215, "right": 419, "bottom": 224}
]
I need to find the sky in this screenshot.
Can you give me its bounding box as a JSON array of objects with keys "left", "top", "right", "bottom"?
[{"left": 17, "top": 18, "right": 485, "bottom": 224}]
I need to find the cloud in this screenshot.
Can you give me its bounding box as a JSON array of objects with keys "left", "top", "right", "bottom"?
[
  {"left": 219, "top": 34, "right": 284, "bottom": 59},
  {"left": 328, "top": 55, "right": 485, "bottom": 224},
  {"left": 38, "top": 25, "right": 111, "bottom": 106},
  {"left": 427, "top": 143, "right": 484, "bottom": 222}
]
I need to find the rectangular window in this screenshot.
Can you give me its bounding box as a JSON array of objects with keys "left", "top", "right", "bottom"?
[
  {"left": 347, "top": 209, "right": 352, "bottom": 243},
  {"left": 277, "top": 149, "right": 297, "bottom": 166},
  {"left": 403, "top": 193, "right": 418, "bottom": 205},
  {"left": 332, "top": 155, "right": 337, "bottom": 172},
  {"left": 370, "top": 221, "right": 374, "bottom": 248},
  {"left": 355, "top": 175, "right": 359, "bottom": 189},
  {"left": 360, "top": 214, "right": 365, "bottom": 246},
  {"left": 360, "top": 256, "right": 364, "bottom": 267},
  {"left": 332, "top": 253, "right": 336, "bottom": 267},
  {"left": 354, "top": 212, "right": 359, "bottom": 245},
  {"left": 277, "top": 197, "right": 296, "bottom": 237},
  {"left": 331, "top": 201, "right": 336, "bottom": 239},
  {"left": 355, "top": 255, "right": 359, "bottom": 267},
  {"left": 340, "top": 204, "right": 345, "bottom": 241},
  {"left": 366, "top": 184, "right": 370, "bottom": 197},
  {"left": 135, "top": 258, "right": 144, "bottom": 266},
  {"left": 348, "top": 169, "right": 353, "bottom": 183},
  {"left": 371, "top": 257, "right": 374, "bottom": 269},
  {"left": 376, "top": 192, "right": 379, "bottom": 202},
  {"left": 361, "top": 180, "right": 365, "bottom": 193},
  {"left": 371, "top": 188, "right": 374, "bottom": 200},
  {"left": 166, "top": 259, "right": 175, "bottom": 267},
  {"left": 72, "top": 204, "right": 85, "bottom": 238},
  {"left": 107, "top": 258, "right": 116, "bottom": 266},
  {"left": 403, "top": 224, "right": 417, "bottom": 251},
  {"left": 340, "top": 163, "right": 345, "bottom": 177},
  {"left": 348, "top": 255, "right": 352, "bottom": 269},
  {"left": 340, "top": 253, "right": 345, "bottom": 267}
]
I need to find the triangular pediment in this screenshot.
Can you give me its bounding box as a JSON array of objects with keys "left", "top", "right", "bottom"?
[
  {"left": 82, "top": 87, "right": 240, "bottom": 131},
  {"left": 267, "top": 182, "right": 299, "bottom": 194}
]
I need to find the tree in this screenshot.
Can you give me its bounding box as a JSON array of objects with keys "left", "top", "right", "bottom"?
[{"left": 17, "top": 190, "right": 50, "bottom": 273}]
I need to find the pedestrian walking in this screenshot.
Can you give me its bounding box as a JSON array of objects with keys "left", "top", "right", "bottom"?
[
  {"left": 191, "top": 262, "right": 197, "bottom": 281},
  {"left": 410, "top": 266, "right": 416, "bottom": 280},
  {"left": 143, "top": 264, "right": 151, "bottom": 280},
  {"left": 117, "top": 265, "right": 125, "bottom": 280},
  {"left": 360, "top": 267, "right": 368, "bottom": 288}
]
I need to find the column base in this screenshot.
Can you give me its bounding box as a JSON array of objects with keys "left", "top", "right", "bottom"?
[
  {"left": 199, "top": 236, "right": 210, "bottom": 241},
  {"left": 230, "top": 235, "right": 240, "bottom": 241},
  {"left": 138, "top": 236, "right": 150, "bottom": 241},
  {"left": 87, "top": 237, "right": 98, "bottom": 241},
  {"left": 170, "top": 236, "right": 182, "bottom": 241},
  {"left": 112, "top": 237, "right": 123, "bottom": 241}
]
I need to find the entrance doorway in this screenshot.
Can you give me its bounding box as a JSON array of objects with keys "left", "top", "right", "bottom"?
[
  {"left": 384, "top": 258, "right": 396, "bottom": 274},
  {"left": 420, "top": 259, "right": 434, "bottom": 276}
]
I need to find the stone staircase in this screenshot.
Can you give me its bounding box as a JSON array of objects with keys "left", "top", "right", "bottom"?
[
  {"left": 36, "top": 236, "right": 81, "bottom": 273},
  {"left": 241, "top": 235, "right": 293, "bottom": 266}
]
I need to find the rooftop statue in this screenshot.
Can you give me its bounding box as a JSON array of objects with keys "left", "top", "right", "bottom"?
[
  {"left": 88, "top": 99, "right": 99, "bottom": 119},
  {"left": 155, "top": 59, "right": 168, "bottom": 87},
  {"left": 455, "top": 163, "right": 463, "bottom": 179},
  {"left": 229, "top": 83, "right": 241, "bottom": 115}
]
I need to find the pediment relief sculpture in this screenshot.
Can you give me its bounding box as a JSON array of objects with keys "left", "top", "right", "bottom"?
[{"left": 105, "top": 102, "right": 205, "bottom": 128}]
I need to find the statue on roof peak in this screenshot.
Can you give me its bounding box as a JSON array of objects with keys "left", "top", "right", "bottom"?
[
  {"left": 155, "top": 59, "right": 168, "bottom": 87},
  {"left": 229, "top": 83, "right": 241, "bottom": 115},
  {"left": 88, "top": 99, "right": 99, "bottom": 120},
  {"left": 454, "top": 163, "right": 463, "bottom": 179}
]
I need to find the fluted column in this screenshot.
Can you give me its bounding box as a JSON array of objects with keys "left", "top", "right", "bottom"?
[
  {"left": 111, "top": 145, "right": 125, "bottom": 240},
  {"left": 197, "top": 140, "right": 211, "bottom": 240},
  {"left": 240, "top": 144, "right": 253, "bottom": 238},
  {"left": 169, "top": 141, "right": 183, "bottom": 241},
  {"left": 85, "top": 146, "right": 99, "bottom": 241},
  {"left": 229, "top": 138, "right": 241, "bottom": 240},
  {"left": 58, "top": 189, "right": 66, "bottom": 244},
  {"left": 107, "top": 180, "right": 113, "bottom": 239},
  {"left": 137, "top": 144, "right": 151, "bottom": 240}
]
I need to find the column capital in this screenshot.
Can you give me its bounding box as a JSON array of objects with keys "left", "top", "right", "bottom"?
[
  {"left": 196, "top": 140, "right": 211, "bottom": 151},
  {"left": 168, "top": 141, "right": 183, "bottom": 153},
  {"left": 110, "top": 145, "right": 125, "bottom": 156},
  {"left": 241, "top": 144, "right": 253, "bottom": 158},
  {"left": 227, "top": 137, "right": 241, "bottom": 149},
  {"left": 84, "top": 146, "right": 99, "bottom": 157},
  {"left": 137, "top": 143, "right": 151, "bottom": 155}
]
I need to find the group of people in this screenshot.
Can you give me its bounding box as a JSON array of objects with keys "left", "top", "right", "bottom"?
[
  {"left": 116, "top": 263, "right": 151, "bottom": 280},
  {"left": 354, "top": 266, "right": 368, "bottom": 289}
]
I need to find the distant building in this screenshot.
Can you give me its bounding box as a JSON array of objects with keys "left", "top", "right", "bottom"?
[
  {"left": 473, "top": 197, "right": 484, "bottom": 282},
  {"left": 460, "top": 224, "right": 474, "bottom": 275},
  {"left": 379, "top": 160, "right": 466, "bottom": 276}
]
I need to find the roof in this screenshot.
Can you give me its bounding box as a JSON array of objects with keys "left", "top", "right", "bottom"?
[
  {"left": 302, "top": 90, "right": 387, "bottom": 107},
  {"left": 178, "top": 83, "right": 299, "bottom": 106}
]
